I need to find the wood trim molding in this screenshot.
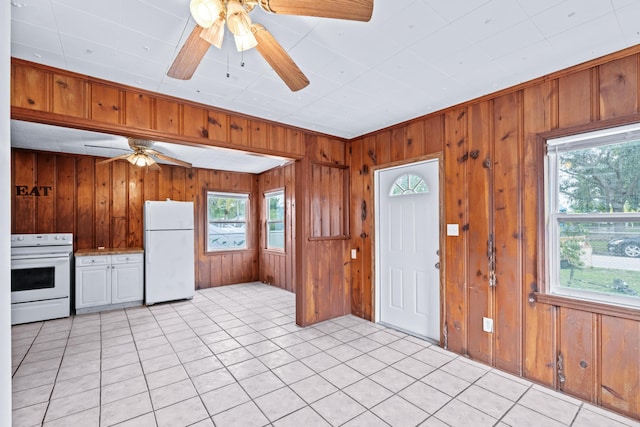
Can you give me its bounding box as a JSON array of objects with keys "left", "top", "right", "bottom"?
[{"left": 534, "top": 293, "right": 640, "bottom": 322}]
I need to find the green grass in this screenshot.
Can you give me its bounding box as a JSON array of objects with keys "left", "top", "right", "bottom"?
[{"left": 560, "top": 266, "right": 640, "bottom": 297}]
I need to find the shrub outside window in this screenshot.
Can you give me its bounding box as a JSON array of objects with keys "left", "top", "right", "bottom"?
[
  {"left": 207, "top": 192, "right": 248, "bottom": 251},
  {"left": 546, "top": 123, "right": 640, "bottom": 308},
  {"left": 265, "top": 190, "right": 284, "bottom": 250}
]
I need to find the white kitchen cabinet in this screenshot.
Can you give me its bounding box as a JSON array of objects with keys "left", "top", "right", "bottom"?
[{"left": 75, "top": 251, "right": 143, "bottom": 313}]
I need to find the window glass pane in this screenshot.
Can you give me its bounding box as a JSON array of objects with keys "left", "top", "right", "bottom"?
[
  {"left": 267, "top": 222, "right": 284, "bottom": 249},
  {"left": 208, "top": 194, "right": 246, "bottom": 221},
  {"left": 556, "top": 219, "right": 640, "bottom": 302},
  {"left": 390, "top": 173, "right": 429, "bottom": 196},
  {"left": 207, "top": 192, "right": 248, "bottom": 251},
  {"left": 266, "top": 191, "right": 285, "bottom": 250},
  {"left": 268, "top": 193, "right": 284, "bottom": 221},
  {"left": 558, "top": 139, "right": 640, "bottom": 214},
  {"left": 209, "top": 223, "right": 247, "bottom": 250}
]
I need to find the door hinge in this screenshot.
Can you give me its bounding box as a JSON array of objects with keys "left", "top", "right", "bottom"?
[
  {"left": 557, "top": 352, "right": 566, "bottom": 388},
  {"left": 443, "top": 321, "right": 448, "bottom": 349},
  {"left": 488, "top": 235, "right": 496, "bottom": 287}
]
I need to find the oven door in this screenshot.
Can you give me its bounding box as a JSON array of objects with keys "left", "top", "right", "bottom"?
[{"left": 11, "top": 254, "right": 71, "bottom": 303}]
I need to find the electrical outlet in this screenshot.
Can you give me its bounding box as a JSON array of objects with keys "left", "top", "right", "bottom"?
[
  {"left": 351, "top": 249, "right": 357, "bottom": 259},
  {"left": 482, "top": 317, "right": 493, "bottom": 333}
]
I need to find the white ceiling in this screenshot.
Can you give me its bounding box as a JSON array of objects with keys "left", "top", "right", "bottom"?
[
  {"left": 9, "top": 0, "right": 640, "bottom": 140},
  {"left": 10, "top": 120, "right": 291, "bottom": 173}
]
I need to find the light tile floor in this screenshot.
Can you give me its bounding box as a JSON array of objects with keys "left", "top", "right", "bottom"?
[{"left": 11, "top": 282, "right": 640, "bottom": 427}]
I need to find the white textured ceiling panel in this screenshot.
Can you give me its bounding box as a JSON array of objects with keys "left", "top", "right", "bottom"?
[{"left": 9, "top": 0, "right": 640, "bottom": 143}]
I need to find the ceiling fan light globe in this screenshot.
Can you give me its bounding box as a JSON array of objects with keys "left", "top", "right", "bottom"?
[
  {"left": 234, "top": 32, "right": 258, "bottom": 51},
  {"left": 200, "top": 17, "right": 225, "bottom": 49},
  {"left": 190, "top": 0, "right": 222, "bottom": 28},
  {"left": 226, "top": 0, "right": 252, "bottom": 36}
]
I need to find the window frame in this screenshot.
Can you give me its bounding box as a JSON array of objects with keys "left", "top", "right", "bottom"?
[
  {"left": 206, "top": 191, "right": 250, "bottom": 253},
  {"left": 545, "top": 121, "right": 640, "bottom": 310},
  {"left": 264, "top": 189, "right": 285, "bottom": 252}
]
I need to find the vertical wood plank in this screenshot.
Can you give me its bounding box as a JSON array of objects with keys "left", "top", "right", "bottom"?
[
  {"left": 183, "top": 104, "right": 208, "bottom": 139},
  {"left": 523, "top": 81, "right": 556, "bottom": 386},
  {"left": 128, "top": 165, "right": 143, "bottom": 247},
  {"left": 601, "top": 316, "right": 640, "bottom": 417},
  {"left": 125, "top": 92, "right": 152, "bottom": 129},
  {"left": 492, "top": 92, "right": 522, "bottom": 373},
  {"left": 207, "top": 110, "right": 228, "bottom": 143},
  {"left": 558, "top": 69, "right": 593, "bottom": 127},
  {"left": 35, "top": 153, "right": 56, "bottom": 233},
  {"left": 405, "top": 120, "right": 425, "bottom": 159},
  {"left": 76, "top": 157, "right": 95, "bottom": 249},
  {"left": 111, "top": 161, "right": 128, "bottom": 248},
  {"left": 155, "top": 98, "right": 180, "bottom": 135},
  {"left": 52, "top": 74, "right": 86, "bottom": 118},
  {"left": 90, "top": 84, "right": 121, "bottom": 124},
  {"left": 12, "top": 63, "right": 48, "bottom": 111},
  {"left": 466, "top": 101, "right": 492, "bottom": 364},
  {"left": 12, "top": 150, "right": 37, "bottom": 233},
  {"left": 559, "top": 308, "right": 595, "bottom": 401},
  {"left": 94, "top": 160, "right": 111, "bottom": 247},
  {"left": 599, "top": 55, "right": 639, "bottom": 120},
  {"left": 443, "top": 108, "right": 468, "bottom": 353},
  {"left": 55, "top": 155, "right": 75, "bottom": 233}
]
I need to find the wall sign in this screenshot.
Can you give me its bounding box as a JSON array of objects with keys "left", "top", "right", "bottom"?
[{"left": 16, "top": 186, "right": 52, "bottom": 196}]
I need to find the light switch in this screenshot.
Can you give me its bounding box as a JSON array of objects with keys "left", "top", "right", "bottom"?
[
  {"left": 447, "top": 224, "right": 459, "bottom": 236},
  {"left": 351, "top": 249, "right": 357, "bottom": 259}
]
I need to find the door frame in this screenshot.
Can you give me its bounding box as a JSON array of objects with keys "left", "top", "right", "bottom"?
[{"left": 372, "top": 154, "right": 445, "bottom": 343}]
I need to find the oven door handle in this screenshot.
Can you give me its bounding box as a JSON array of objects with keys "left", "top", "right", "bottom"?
[{"left": 11, "top": 254, "right": 71, "bottom": 261}]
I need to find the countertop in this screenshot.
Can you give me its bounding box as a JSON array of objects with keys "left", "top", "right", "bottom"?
[{"left": 75, "top": 247, "right": 144, "bottom": 257}]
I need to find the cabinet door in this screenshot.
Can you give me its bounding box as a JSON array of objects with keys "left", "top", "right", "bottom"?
[
  {"left": 111, "top": 262, "right": 143, "bottom": 304},
  {"left": 76, "top": 265, "right": 111, "bottom": 309}
]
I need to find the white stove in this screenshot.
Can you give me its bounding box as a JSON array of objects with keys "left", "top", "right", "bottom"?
[{"left": 11, "top": 233, "right": 73, "bottom": 325}]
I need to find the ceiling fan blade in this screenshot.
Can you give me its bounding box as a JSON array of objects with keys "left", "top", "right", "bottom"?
[
  {"left": 251, "top": 24, "right": 309, "bottom": 92},
  {"left": 153, "top": 152, "right": 193, "bottom": 168},
  {"left": 167, "top": 26, "right": 211, "bottom": 80},
  {"left": 259, "top": 0, "right": 373, "bottom": 22},
  {"left": 96, "top": 153, "right": 130, "bottom": 165}
]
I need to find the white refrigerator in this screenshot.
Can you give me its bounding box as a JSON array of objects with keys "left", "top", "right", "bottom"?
[{"left": 144, "top": 200, "right": 195, "bottom": 305}]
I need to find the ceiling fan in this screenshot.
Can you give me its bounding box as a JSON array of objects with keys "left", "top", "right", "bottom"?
[
  {"left": 168, "top": 0, "right": 374, "bottom": 91},
  {"left": 96, "top": 138, "right": 192, "bottom": 171}
]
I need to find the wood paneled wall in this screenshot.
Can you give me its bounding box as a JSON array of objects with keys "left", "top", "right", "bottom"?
[
  {"left": 258, "top": 163, "right": 296, "bottom": 293},
  {"left": 296, "top": 136, "right": 351, "bottom": 326},
  {"left": 11, "top": 148, "right": 258, "bottom": 288},
  {"left": 11, "top": 59, "right": 306, "bottom": 159},
  {"left": 348, "top": 46, "right": 640, "bottom": 419}
]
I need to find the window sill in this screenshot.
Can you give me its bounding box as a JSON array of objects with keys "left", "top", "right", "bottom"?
[
  {"left": 263, "top": 249, "right": 286, "bottom": 255},
  {"left": 206, "top": 248, "right": 253, "bottom": 255},
  {"left": 534, "top": 293, "right": 640, "bottom": 322}
]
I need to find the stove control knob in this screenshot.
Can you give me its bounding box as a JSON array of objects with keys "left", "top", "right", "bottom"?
[
  {"left": 54, "top": 236, "right": 60, "bottom": 240},
  {"left": 17, "top": 236, "right": 24, "bottom": 241}
]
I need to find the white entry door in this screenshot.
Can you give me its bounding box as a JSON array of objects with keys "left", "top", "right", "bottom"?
[{"left": 376, "top": 160, "right": 440, "bottom": 341}]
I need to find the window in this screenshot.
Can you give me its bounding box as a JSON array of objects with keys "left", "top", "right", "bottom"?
[
  {"left": 265, "top": 190, "right": 285, "bottom": 250},
  {"left": 207, "top": 192, "right": 248, "bottom": 251},
  {"left": 546, "top": 123, "right": 640, "bottom": 308},
  {"left": 390, "top": 173, "right": 428, "bottom": 196}
]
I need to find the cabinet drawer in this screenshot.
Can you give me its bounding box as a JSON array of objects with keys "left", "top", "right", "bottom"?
[
  {"left": 112, "top": 253, "right": 143, "bottom": 264},
  {"left": 76, "top": 256, "right": 109, "bottom": 266}
]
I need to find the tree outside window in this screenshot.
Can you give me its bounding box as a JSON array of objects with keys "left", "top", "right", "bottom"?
[{"left": 265, "top": 191, "right": 284, "bottom": 250}]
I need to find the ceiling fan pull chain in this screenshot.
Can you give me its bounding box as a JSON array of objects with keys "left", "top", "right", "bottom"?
[
  {"left": 241, "top": 49, "right": 245, "bottom": 67},
  {"left": 226, "top": 53, "right": 230, "bottom": 78}
]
